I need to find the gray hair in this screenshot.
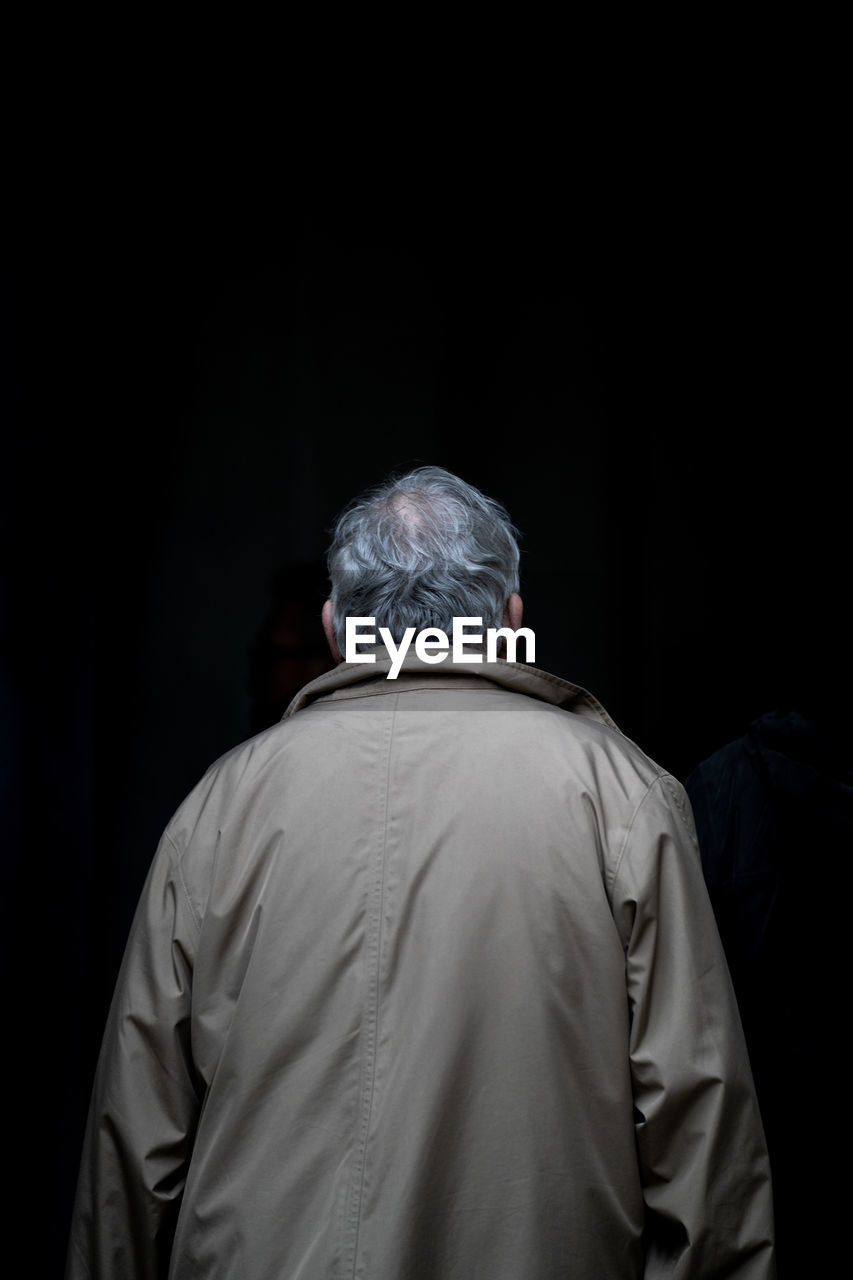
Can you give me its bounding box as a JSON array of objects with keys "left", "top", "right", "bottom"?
[{"left": 327, "top": 466, "right": 521, "bottom": 648}]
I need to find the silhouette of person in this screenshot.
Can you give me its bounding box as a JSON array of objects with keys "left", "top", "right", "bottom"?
[
  {"left": 247, "top": 561, "right": 335, "bottom": 733},
  {"left": 686, "top": 699, "right": 851, "bottom": 1277}
]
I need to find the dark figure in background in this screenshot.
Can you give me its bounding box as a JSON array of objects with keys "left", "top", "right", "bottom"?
[
  {"left": 686, "top": 704, "right": 852, "bottom": 1277},
  {"left": 247, "top": 561, "right": 335, "bottom": 733}
]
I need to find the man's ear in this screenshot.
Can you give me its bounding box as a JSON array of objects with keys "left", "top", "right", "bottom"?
[
  {"left": 322, "top": 600, "right": 343, "bottom": 664},
  {"left": 502, "top": 592, "right": 523, "bottom": 632}
]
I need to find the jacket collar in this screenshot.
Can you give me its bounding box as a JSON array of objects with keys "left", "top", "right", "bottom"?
[{"left": 282, "top": 648, "right": 618, "bottom": 729}]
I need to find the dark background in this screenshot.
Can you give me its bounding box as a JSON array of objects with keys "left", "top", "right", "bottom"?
[{"left": 4, "top": 120, "right": 846, "bottom": 1272}]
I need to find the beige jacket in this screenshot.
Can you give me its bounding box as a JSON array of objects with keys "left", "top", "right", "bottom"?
[{"left": 67, "top": 654, "right": 775, "bottom": 1279}]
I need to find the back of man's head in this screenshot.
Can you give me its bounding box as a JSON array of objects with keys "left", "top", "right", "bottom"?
[{"left": 327, "top": 466, "right": 521, "bottom": 648}]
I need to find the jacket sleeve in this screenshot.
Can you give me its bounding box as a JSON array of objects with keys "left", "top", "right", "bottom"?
[
  {"left": 66, "top": 831, "right": 202, "bottom": 1280},
  {"left": 611, "top": 773, "right": 776, "bottom": 1280}
]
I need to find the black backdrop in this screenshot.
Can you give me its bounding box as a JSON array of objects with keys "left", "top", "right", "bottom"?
[{"left": 4, "top": 150, "right": 846, "bottom": 1272}]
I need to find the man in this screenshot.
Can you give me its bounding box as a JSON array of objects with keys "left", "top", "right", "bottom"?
[{"left": 67, "top": 465, "right": 775, "bottom": 1278}]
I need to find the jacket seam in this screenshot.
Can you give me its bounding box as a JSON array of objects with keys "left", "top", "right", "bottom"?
[
  {"left": 67, "top": 1236, "right": 94, "bottom": 1279},
  {"left": 658, "top": 773, "right": 699, "bottom": 856},
  {"left": 344, "top": 692, "right": 398, "bottom": 1277},
  {"left": 163, "top": 829, "right": 203, "bottom": 937},
  {"left": 609, "top": 773, "right": 666, "bottom": 895}
]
